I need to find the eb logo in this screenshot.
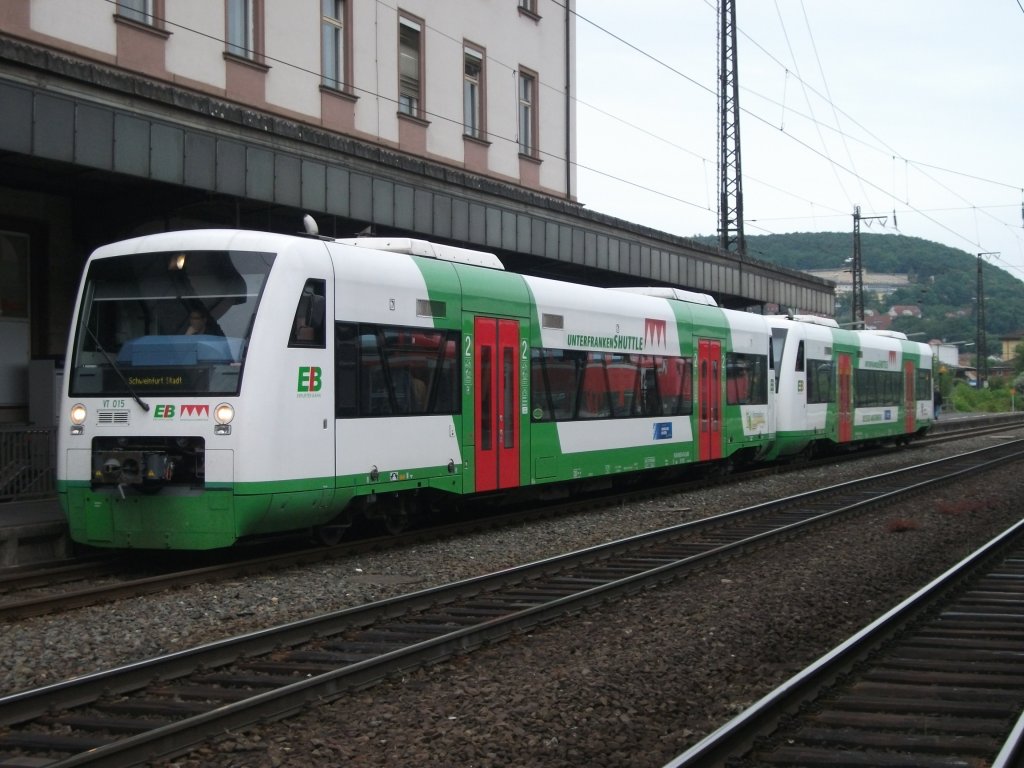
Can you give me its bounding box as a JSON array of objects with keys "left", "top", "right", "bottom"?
[
  {"left": 297, "top": 366, "right": 322, "bottom": 393},
  {"left": 155, "top": 404, "right": 176, "bottom": 419}
]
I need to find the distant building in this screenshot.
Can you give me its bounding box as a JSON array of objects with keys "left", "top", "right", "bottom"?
[
  {"left": 930, "top": 342, "right": 961, "bottom": 369},
  {"left": 1000, "top": 331, "right": 1024, "bottom": 362},
  {"left": 806, "top": 269, "right": 910, "bottom": 299},
  {"left": 888, "top": 305, "right": 922, "bottom": 319},
  {"left": 861, "top": 309, "right": 892, "bottom": 331}
]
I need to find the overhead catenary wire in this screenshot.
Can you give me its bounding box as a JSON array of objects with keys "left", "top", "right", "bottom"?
[
  {"left": 91, "top": 0, "right": 1023, "bottom": 277},
  {"left": 565, "top": 0, "right": 1024, "bottom": 278}
]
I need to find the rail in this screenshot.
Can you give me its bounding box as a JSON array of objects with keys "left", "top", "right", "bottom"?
[
  {"left": 2, "top": 440, "right": 1022, "bottom": 766},
  {"left": 663, "top": 479, "right": 1024, "bottom": 766}
]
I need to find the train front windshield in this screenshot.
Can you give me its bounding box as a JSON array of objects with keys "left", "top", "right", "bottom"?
[{"left": 69, "top": 249, "right": 275, "bottom": 397}]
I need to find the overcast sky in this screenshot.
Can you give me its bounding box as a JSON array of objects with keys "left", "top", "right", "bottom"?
[{"left": 573, "top": 1, "right": 1024, "bottom": 284}]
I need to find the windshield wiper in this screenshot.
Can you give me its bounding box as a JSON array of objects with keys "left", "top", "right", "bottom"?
[{"left": 85, "top": 326, "right": 151, "bottom": 412}]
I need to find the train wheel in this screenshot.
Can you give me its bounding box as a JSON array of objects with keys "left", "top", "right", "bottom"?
[
  {"left": 363, "top": 494, "right": 418, "bottom": 535},
  {"left": 708, "top": 457, "right": 733, "bottom": 479},
  {"left": 311, "top": 511, "right": 352, "bottom": 546},
  {"left": 312, "top": 523, "right": 347, "bottom": 546},
  {"left": 383, "top": 503, "right": 410, "bottom": 535}
]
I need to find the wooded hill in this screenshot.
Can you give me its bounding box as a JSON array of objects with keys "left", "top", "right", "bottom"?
[{"left": 723, "top": 232, "right": 1024, "bottom": 352}]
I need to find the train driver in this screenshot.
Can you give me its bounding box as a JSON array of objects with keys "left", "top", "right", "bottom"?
[{"left": 185, "top": 310, "right": 208, "bottom": 335}]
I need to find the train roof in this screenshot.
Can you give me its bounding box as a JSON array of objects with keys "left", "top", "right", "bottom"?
[
  {"left": 770, "top": 314, "right": 839, "bottom": 327},
  {"left": 610, "top": 286, "right": 718, "bottom": 306},
  {"left": 861, "top": 329, "right": 909, "bottom": 340},
  {"left": 89, "top": 228, "right": 306, "bottom": 258},
  {"left": 334, "top": 237, "right": 505, "bottom": 270}
]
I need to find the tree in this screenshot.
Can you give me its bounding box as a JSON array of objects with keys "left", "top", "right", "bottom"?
[{"left": 736, "top": 232, "right": 1024, "bottom": 342}]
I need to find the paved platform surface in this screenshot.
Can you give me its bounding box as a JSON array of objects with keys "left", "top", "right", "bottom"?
[
  {"left": 0, "top": 497, "right": 64, "bottom": 527},
  {"left": 0, "top": 497, "right": 69, "bottom": 567}
]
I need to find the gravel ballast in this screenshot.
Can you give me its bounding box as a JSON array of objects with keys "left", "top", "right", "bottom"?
[{"left": 4, "top": 433, "right": 1024, "bottom": 767}]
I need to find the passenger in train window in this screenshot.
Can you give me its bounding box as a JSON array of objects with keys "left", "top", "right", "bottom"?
[
  {"left": 185, "top": 310, "right": 207, "bottom": 334},
  {"left": 185, "top": 308, "right": 221, "bottom": 335},
  {"left": 411, "top": 374, "right": 428, "bottom": 412}
]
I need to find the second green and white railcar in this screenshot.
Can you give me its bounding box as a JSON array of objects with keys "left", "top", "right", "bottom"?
[{"left": 768, "top": 315, "right": 933, "bottom": 459}]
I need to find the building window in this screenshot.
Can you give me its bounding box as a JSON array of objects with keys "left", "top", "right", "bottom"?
[
  {"left": 518, "top": 0, "right": 538, "bottom": 14},
  {"left": 321, "top": 0, "right": 346, "bottom": 90},
  {"left": 398, "top": 16, "right": 423, "bottom": 117},
  {"left": 226, "top": 0, "right": 256, "bottom": 60},
  {"left": 463, "top": 46, "right": 485, "bottom": 139},
  {"left": 117, "top": 0, "right": 155, "bottom": 25},
  {"left": 517, "top": 69, "right": 537, "bottom": 156}
]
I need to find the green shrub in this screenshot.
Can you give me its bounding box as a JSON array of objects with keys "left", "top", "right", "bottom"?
[{"left": 950, "top": 380, "right": 1018, "bottom": 413}]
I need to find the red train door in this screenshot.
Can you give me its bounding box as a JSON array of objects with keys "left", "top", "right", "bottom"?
[
  {"left": 904, "top": 360, "right": 916, "bottom": 432},
  {"left": 474, "top": 317, "right": 520, "bottom": 492},
  {"left": 838, "top": 353, "right": 853, "bottom": 442},
  {"left": 697, "top": 338, "right": 722, "bottom": 461}
]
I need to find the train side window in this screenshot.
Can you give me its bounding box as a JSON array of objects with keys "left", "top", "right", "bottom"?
[
  {"left": 503, "top": 346, "right": 515, "bottom": 447},
  {"left": 479, "top": 344, "right": 493, "bottom": 447},
  {"left": 806, "top": 359, "right": 834, "bottom": 404},
  {"left": 726, "top": 353, "right": 768, "bottom": 405},
  {"left": 638, "top": 357, "right": 661, "bottom": 417},
  {"left": 854, "top": 368, "right": 901, "bottom": 407},
  {"left": 289, "top": 279, "right": 327, "bottom": 348},
  {"left": 656, "top": 356, "right": 692, "bottom": 416},
  {"left": 531, "top": 348, "right": 584, "bottom": 421},
  {"left": 530, "top": 349, "right": 551, "bottom": 420},
  {"left": 335, "top": 322, "right": 358, "bottom": 417},
  {"left": 359, "top": 330, "right": 392, "bottom": 415},
  {"left": 380, "top": 328, "right": 458, "bottom": 416},
  {"left": 579, "top": 353, "right": 612, "bottom": 419},
  {"left": 915, "top": 367, "right": 932, "bottom": 401},
  {"left": 532, "top": 348, "right": 698, "bottom": 421},
  {"left": 606, "top": 354, "right": 639, "bottom": 418},
  {"left": 795, "top": 341, "right": 805, "bottom": 372},
  {"left": 335, "top": 323, "right": 462, "bottom": 418}
]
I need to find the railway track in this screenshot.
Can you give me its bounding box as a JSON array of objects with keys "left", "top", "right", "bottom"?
[
  {"left": 0, "top": 556, "right": 122, "bottom": 596},
  {"left": 0, "top": 539, "right": 374, "bottom": 621},
  {"left": 1, "top": 439, "right": 1022, "bottom": 767},
  {"left": 2, "top": 416, "right": 1020, "bottom": 621},
  {"left": 663, "top": 509, "right": 1024, "bottom": 767}
]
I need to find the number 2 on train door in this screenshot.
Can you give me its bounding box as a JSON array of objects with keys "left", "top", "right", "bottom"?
[{"left": 474, "top": 317, "right": 521, "bottom": 492}]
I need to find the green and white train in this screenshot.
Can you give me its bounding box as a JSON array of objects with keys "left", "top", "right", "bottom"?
[{"left": 57, "top": 227, "right": 933, "bottom": 549}]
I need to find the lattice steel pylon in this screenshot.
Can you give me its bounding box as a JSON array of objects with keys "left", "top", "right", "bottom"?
[
  {"left": 976, "top": 252, "right": 998, "bottom": 387},
  {"left": 718, "top": 0, "right": 745, "bottom": 256},
  {"left": 977, "top": 254, "right": 986, "bottom": 385},
  {"left": 851, "top": 205, "right": 865, "bottom": 328}
]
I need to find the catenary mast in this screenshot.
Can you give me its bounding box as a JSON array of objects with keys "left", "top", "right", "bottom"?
[{"left": 718, "top": 0, "right": 745, "bottom": 256}]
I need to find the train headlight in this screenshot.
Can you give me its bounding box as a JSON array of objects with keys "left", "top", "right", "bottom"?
[
  {"left": 70, "top": 404, "right": 87, "bottom": 424},
  {"left": 214, "top": 403, "right": 234, "bottom": 424},
  {"left": 70, "top": 404, "right": 87, "bottom": 434},
  {"left": 214, "top": 403, "right": 234, "bottom": 435}
]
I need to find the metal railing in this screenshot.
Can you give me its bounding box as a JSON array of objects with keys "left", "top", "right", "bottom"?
[{"left": 0, "top": 427, "right": 56, "bottom": 502}]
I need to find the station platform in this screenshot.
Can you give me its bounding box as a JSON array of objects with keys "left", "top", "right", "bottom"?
[{"left": 0, "top": 498, "right": 71, "bottom": 568}]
